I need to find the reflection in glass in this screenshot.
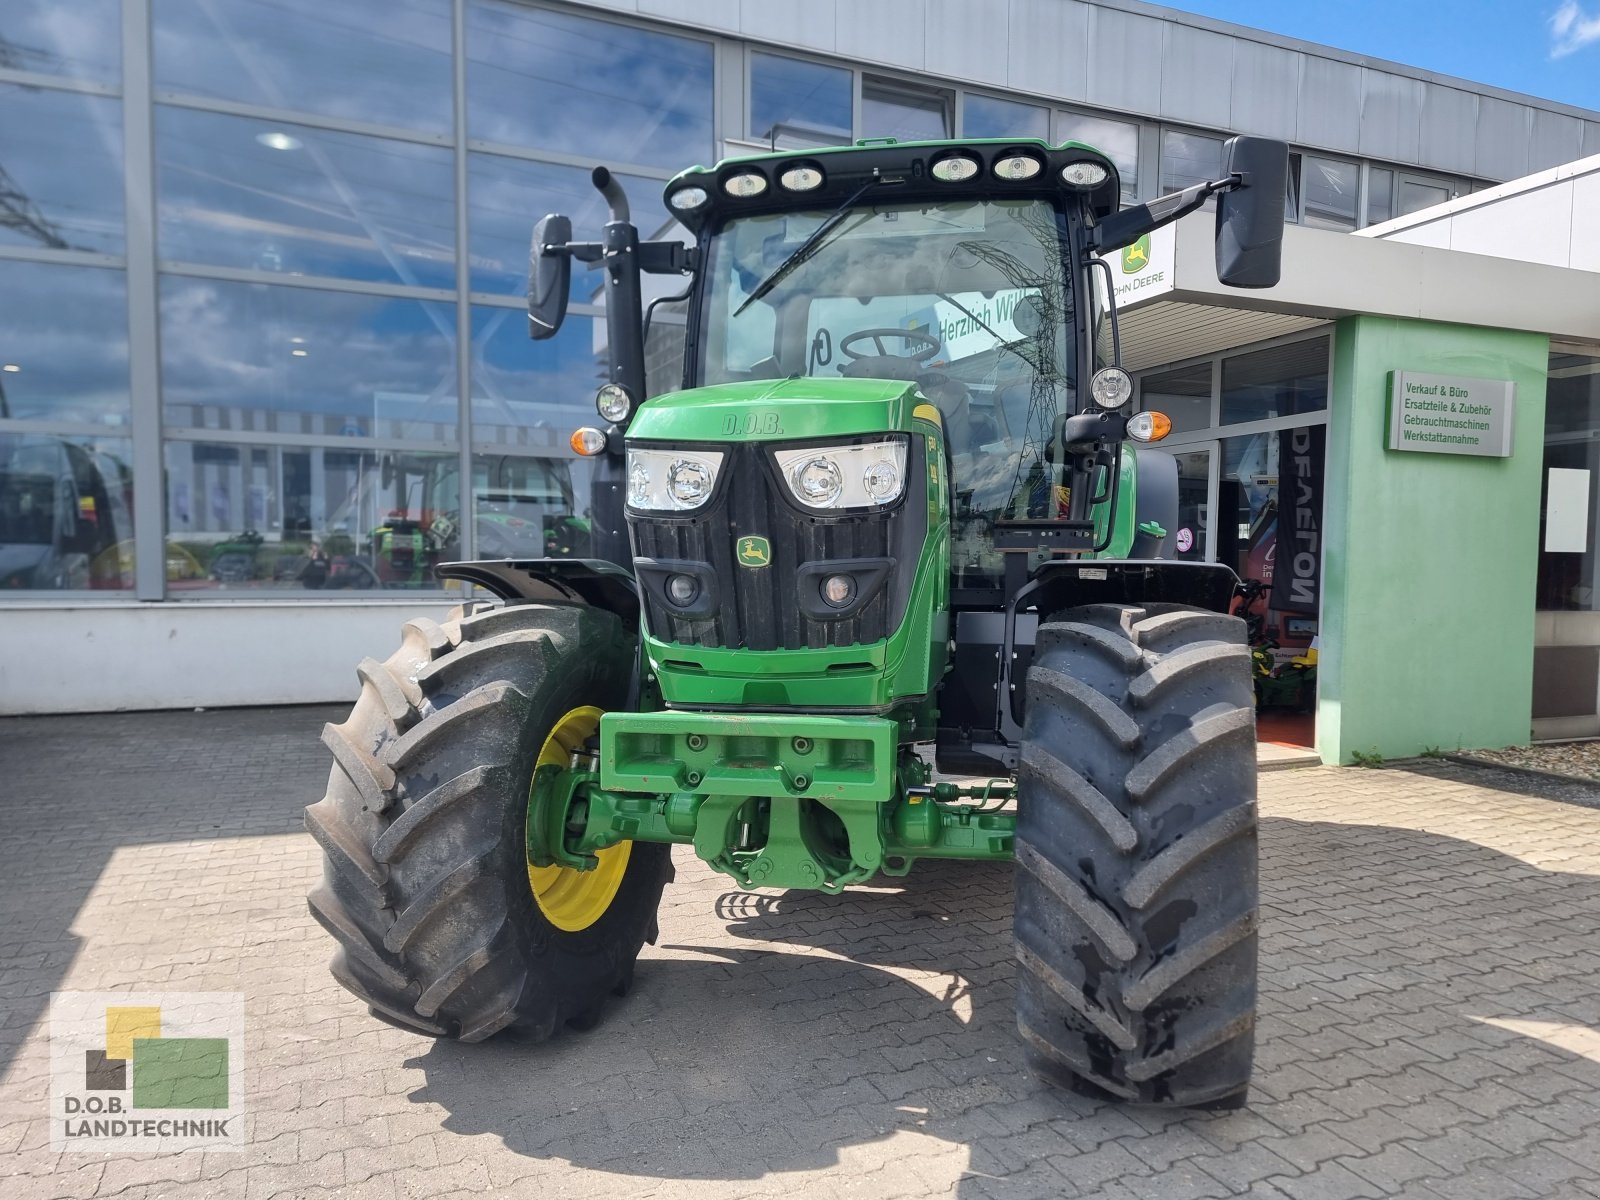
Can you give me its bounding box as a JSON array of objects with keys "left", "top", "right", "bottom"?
[
  {"left": 1171, "top": 449, "right": 1210, "bottom": 563},
  {"left": 467, "top": 1, "right": 713, "bottom": 168},
  {"left": 861, "top": 77, "right": 952, "bottom": 143},
  {"left": 1140, "top": 362, "right": 1212, "bottom": 435},
  {"left": 750, "top": 53, "right": 852, "bottom": 148},
  {"left": 164, "top": 441, "right": 460, "bottom": 591},
  {"left": 1159, "top": 129, "right": 1222, "bottom": 194},
  {"left": 1301, "top": 156, "right": 1359, "bottom": 231},
  {"left": 473, "top": 452, "right": 591, "bottom": 559},
  {"left": 153, "top": 0, "right": 453, "bottom": 132},
  {"left": 1537, "top": 353, "right": 1600, "bottom": 613},
  {"left": 1059, "top": 113, "right": 1138, "bottom": 198},
  {"left": 1367, "top": 167, "right": 1394, "bottom": 226},
  {"left": 156, "top": 107, "right": 456, "bottom": 287},
  {"left": 160, "top": 278, "right": 457, "bottom": 437},
  {"left": 468, "top": 154, "right": 671, "bottom": 298},
  {"left": 0, "top": 1, "right": 121, "bottom": 82},
  {"left": 1398, "top": 179, "right": 1450, "bottom": 217},
  {"left": 470, "top": 306, "right": 602, "bottom": 450},
  {"left": 0, "top": 432, "right": 134, "bottom": 590},
  {"left": 963, "top": 95, "right": 1048, "bottom": 141},
  {"left": 0, "top": 86, "right": 124, "bottom": 254},
  {"left": 0, "top": 262, "right": 129, "bottom": 424},
  {"left": 1220, "top": 337, "right": 1328, "bottom": 426}
]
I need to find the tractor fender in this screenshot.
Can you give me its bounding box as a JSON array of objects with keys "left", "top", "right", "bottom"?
[
  {"left": 1001, "top": 559, "right": 1241, "bottom": 728},
  {"left": 435, "top": 558, "right": 641, "bottom": 632}
]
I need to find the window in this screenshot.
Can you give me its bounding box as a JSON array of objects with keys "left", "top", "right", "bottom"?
[
  {"left": 861, "top": 77, "right": 953, "bottom": 142},
  {"left": 1159, "top": 129, "right": 1223, "bottom": 194},
  {"left": 163, "top": 441, "right": 460, "bottom": 590},
  {"left": 467, "top": 154, "right": 670, "bottom": 298},
  {"left": 963, "top": 95, "right": 1048, "bottom": 140},
  {"left": 154, "top": 0, "right": 453, "bottom": 132},
  {"left": 160, "top": 278, "right": 458, "bottom": 440},
  {"left": 1398, "top": 176, "right": 1452, "bottom": 217},
  {"left": 0, "top": 263, "right": 129, "bottom": 425},
  {"left": 0, "top": 86, "right": 124, "bottom": 255},
  {"left": 0, "top": 432, "right": 135, "bottom": 590},
  {"left": 750, "top": 54, "right": 852, "bottom": 148},
  {"left": 0, "top": 0, "right": 121, "bottom": 83},
  {"left": 473, "top": 452, "right": 588, "bottom": 559},
  {"left": 1060, "top": 112, "right": 1139, "bottom": 199},
  {"left": 1219, "top": 337, "right": 1329, "bottom": 426},
  {"left": 1538, "top": 352, "right": 1600, "bottom": 612},
  {"left": 470, "top": 306, "right": 603, "bottom": 450},
  {"left": 1366, "top": 167, "right": 1394, "bottom": 226},
  {"left": 467, "top": 2, "right": 713, "bottom": 169},
  {"left": 1140, "top": 362, "right": 1212, "bottom": 436},
  {"left": 156, "top": 107, "right": 456, "bottom": 288},
  {"left": 1299, "top": 156, "right": 1360, "bottom": 232}
]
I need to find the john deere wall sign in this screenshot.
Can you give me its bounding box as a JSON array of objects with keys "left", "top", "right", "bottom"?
[
  {"left": 1100, "top": 225, "right": 1175, "bottom": 310},
  {"left": 1386, "top": 371, "right": 1516, "bottom": 458}
]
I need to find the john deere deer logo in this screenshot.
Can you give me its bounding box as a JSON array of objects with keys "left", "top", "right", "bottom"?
[
  {"left": 1121, "top": 234, "right": 1151, "bottom": 274},
  {"left": 736, "top": 536, "right": 771, "bottom": 568}
]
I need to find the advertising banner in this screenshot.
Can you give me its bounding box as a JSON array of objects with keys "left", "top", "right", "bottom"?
[{"left": 1272, "top": 424, "right": 1324, "bottom": 615}]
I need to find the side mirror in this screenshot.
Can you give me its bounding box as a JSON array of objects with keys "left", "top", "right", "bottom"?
[
  {"left": 528, "top": 214, "right": 572, "bottom": 340},
  {"left": 1215, "top": 136, "right": 1288, "bottom": 289}
]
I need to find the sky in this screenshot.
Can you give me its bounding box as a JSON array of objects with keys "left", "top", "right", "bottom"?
[{"left": 1164, "top": 1, "right": 1600, "bottom": 111}]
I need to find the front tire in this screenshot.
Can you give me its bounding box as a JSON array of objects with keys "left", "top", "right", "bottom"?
[
  {"left": 1013, "top": 603, "right": 1258, "bottom": 1106},
  {"left": 305, "top": 601, "right": 671, "bottom": 1042}
]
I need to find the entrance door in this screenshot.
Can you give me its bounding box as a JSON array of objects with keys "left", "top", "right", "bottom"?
[{"left": 1169, "top": 444, "right": 1215, "bottom": 561}]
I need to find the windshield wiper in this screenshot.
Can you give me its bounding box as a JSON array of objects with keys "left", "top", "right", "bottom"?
[{"left": 733, "top": 178, "right": 882, "bottom": 317}]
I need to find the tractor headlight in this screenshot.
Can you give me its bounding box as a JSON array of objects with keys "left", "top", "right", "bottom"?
[
  {"left": 626, "top": 446, "right": 724, "bottom": 511},
  {"left": 1089, "top": 367, "right": 1133, "bottom": 410},
  {"left": 774, "top": 438, "right": 908, "bottom": 510},
  {"left": 596, "top": 382, "right": 633, "bottom": 424}
]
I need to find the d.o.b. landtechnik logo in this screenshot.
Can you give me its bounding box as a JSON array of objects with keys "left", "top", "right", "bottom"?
[{"left": 49, "top": 992, "right": 245, "bottom": 1152}]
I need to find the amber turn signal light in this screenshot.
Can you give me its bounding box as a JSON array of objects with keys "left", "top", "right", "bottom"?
[{"left": 1125, "top": 411, "right": 1172, "bottom": 443}]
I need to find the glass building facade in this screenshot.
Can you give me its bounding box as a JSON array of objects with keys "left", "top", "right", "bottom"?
[{"left": 0, "top": 0, "right": 1519, "bottom": 599}]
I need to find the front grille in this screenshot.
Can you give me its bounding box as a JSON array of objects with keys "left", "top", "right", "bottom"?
[{"left": 629, "top": 440, "right": 925, "bottom": 651}]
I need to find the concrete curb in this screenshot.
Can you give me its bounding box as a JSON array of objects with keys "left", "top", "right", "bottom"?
[{"left": 1445, "top": 752, "right": 1600, "bottom": 790}]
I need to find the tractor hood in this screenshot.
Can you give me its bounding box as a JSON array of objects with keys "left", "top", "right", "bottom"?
[{"left": 627, "top": 379, "right": 932, "bottom": 443}]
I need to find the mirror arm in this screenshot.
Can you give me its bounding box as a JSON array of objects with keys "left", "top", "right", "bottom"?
[
  {"left": 1088, "top": 173, "right": 1243, "bottom": 254},
  {"left": 637, "top": 241, "right": 698, "bottom": 275},
  {"left": 540, "top": 240, "right": 603, "bottom": 264}
]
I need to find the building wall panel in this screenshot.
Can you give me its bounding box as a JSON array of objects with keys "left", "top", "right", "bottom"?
[
  {"left": 737, "top": 0, "right": 837, "bottom": 53},
  {"left": 1229, "top": 40, "right": 1299, "bottom": 142},
  {"left": 835, "top": 0, "right": 928, "bottom": 72},
  {"left": 639, "top": 0, "right": 739, "bottom": 33},
  {"left": 1530, "top": 108, "right": 1585, "bottom": 172},
  {"left": 927, "top": 0, "right": 1010, "bottom": 87},
  {"left": 1357, "top": 69, "right": 1423, "bottom": 164},
  {"left": 1006, "top": 0, "right": 1089, "bottom": 103},
  {"left": 1086, "top": 6, "right": 1163, "bottom": 117},
  {"left": 1159, "top": 23, "right": 1233, "bottom": 129},
  {"left": 1296, "top": 56, "right": 1362, "bottom": 155},
  {"left": 1476, "top": 96, "right": 1532, "bottom": 180},
  {"left": 1418, "top": 84, "right": 1478, "bottom": 176}
]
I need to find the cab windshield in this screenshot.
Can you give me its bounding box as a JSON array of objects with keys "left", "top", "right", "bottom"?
[{"left": 699, "top": 196, "right": 1077, "bottom": 589}]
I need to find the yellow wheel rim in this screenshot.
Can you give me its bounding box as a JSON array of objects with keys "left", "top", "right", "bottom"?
[{"left": 527, "top": 705, "right": 632, "bottom": 932}]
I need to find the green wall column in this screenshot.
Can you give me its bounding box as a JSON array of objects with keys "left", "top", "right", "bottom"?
[{"left": 1317, "top": 316, "right": 1548, "bottom": 764}]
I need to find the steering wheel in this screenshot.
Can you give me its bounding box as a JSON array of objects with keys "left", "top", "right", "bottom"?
[{"left": 840, "top": 327, "right": 942, "bottom": 365}]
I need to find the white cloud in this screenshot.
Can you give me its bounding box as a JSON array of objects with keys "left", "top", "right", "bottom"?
[{"left": 1550, "top": 1, "right": 1600, "bottom": 57}]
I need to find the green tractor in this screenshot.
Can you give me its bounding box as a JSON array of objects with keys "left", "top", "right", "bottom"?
[{"left": 306, "top": 133, "right": 1287, "bottom": 1107}]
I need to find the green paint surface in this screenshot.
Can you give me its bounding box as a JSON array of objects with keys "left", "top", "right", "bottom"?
[
  {"left": 628, "top": 378, "right": 922, "bottom": 442},
  {"left": 131, "top": 1038, "right": 229, "bottom": 1109},
  {"left": 1318, "top": 316, "right": 1547, "bottom": 764}
]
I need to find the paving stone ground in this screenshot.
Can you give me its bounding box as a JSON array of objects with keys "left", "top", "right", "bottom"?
[{"left": 2, "top": 706, "right": 1600, "bottom": 1199}]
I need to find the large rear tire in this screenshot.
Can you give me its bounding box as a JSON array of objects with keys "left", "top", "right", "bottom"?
[
  {"left": 1013, "top": 603, "right": 1258, "bottom": 1107},
  {"left": 305, "top": 601, "right": 672, "bottom": 1042}
]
